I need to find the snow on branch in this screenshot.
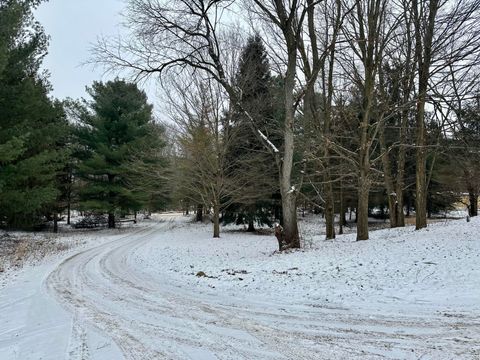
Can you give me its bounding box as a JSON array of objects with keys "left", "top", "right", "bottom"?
[{"left": 257, "top": 130, "right": 279, "bottom": 153}]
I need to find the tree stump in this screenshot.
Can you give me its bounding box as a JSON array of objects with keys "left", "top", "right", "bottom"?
[{"left": 274, "top": 224, "right": 286, "bottom": 251}]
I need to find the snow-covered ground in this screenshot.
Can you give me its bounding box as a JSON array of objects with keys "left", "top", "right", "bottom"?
[
  {"left": 0, "top": 213, "right": 479, "bottom": 359},
  {"left": 0, "top": 221, "right": 151, "bottom": 360},
  {"left": 142, "top": 215, "right": 478, "bottom": 315}
]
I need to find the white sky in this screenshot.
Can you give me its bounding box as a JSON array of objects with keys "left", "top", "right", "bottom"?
[{"left": 35, "top": 0, "right": 158, "bottom": 107}]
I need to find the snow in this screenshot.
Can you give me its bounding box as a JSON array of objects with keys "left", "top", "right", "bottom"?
[
  {"left": 133, "top": 216, "right": 480, "bottom": 316},
  {"left": 0, "top": 213, "right": 479, "bottom": 359},
  {"left": 257, "top": 129, "right": 280, "bottom": 153},
  {"left": 0, "top": 223, "right": 148, "bottom": 359}
]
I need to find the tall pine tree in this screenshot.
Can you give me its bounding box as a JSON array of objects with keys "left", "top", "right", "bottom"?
[
  {"left": 223, "top": 34, "right": 281, "bottom": 230},
  {"left": 76, "top": 79, "right": 163, "bottom": 228},
  {"left": 0, "top": 0, "right": 69, "bottom": 228}
]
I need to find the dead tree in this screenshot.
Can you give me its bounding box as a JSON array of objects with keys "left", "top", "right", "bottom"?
[{"left": 274, "top": 223, "right": 288, "bottom": 250}]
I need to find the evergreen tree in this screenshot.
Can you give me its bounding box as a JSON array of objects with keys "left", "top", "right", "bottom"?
[
  {"left": 122, "top": 121, "right": 171, "bottom": 214},
  {"left": 224, "top": 34, "right": 280, "bottom": 230},
  {"left": 0, "top": 0, "right": 69, "bottom": 228},
  {"left": 76, "top": 79, "right": 162, "bottom": 228},
  {"left": 49, "top": 109, "right": 76, "bottom": 232}
]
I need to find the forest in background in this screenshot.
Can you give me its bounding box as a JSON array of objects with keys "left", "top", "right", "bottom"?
[{"left": 1, "top": 0, "right": 479, "bottom": 250}]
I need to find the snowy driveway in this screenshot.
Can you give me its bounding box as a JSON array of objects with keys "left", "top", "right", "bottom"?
[{"left": 44, "top": 215, "right": 479, "bottom": 359}]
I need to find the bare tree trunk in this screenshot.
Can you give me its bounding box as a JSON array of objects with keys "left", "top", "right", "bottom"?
[
  {"left": 357, "top": 47, "right": 375, "bottom": 240},
  {"left": 395, "top": 110, "right": 408, "bottom": 227},
  {"left": 396, "top": 3, "right": 415, "bottom": 228},
  {"left": 325, "top": 182, "right": 335, "bottom": 239},
  {"left": 395, "top": 189, "right": 405, "bottom": 226},
  {"left": 322, "top": 83, "right": 335, "bottom": 240},
  {"left": 415, "top": 97, "right": 428, "bottom": 229},
  {"left": 356, "top": 94, "right": 373, "bottom": 240},
  {"left": 53, "top": 214, "right": 58, "bottom": 233},
  {"left": 108, "top": 212, "right": 115, "bottom": 229},
  {"left": 321, "top": 9, "right": 340, "bottom": 240},
  {"left": 67, "top": 202, "right": 71, "bottom": 225},
  {"left": 274, "top": 202, "right": 282, "bottom": 224},
  {"left": 379, "top": 121, "right": 398, "bottom": 228},
  {"left": 108, "top": 174, "right": 115, "bottom": 228},
  {"left": 66, "top": 169, "right": 72, "bottom": 226},
  {"left": 389, "top": 194, "right": 399, "bottom": 228},
  {"left": 357, "top": 165, "right": 370, "bottom": 241},
  {"left": 196, "top": 204, "right": 203, "bottom": 222},
  {"left": 339, "top": 182, "right": 345, "bottom": 235},
  {"left": 213, "top": 203, "right": 220, "bottom": 238},
  {"left": 279, "top": 33, "right": 300, "bottom": 249},
  {"left": 247, "top": 220, "right": 255, "bottom": 232},
  {"left": 469, "top": 191, "right": 478, "bottom": 217},
  {"left": 280, "top": 193, "right": 299, "bottom": 248},
  {"left": 406, "top": 195, "right": 411, "bottom": 217},
  {"left": 412, "top": 0, "right": 439, "bottom": 230},
  {"left": 357, "top": 55, "right": 374, "bottom": 241}
]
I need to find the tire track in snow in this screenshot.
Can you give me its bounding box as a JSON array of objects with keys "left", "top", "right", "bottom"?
[
  {"left": 46, "top": 218, "right": 281, "bottom": 360},
  {"left": 46, "top": 216, "right": 480, "bottom": 359},
  {"left": 46, "top": 222, "right": 173, "bottom": 359}
]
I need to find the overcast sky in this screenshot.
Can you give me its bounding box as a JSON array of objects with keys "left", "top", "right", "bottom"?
[{"left": 35, "top": 0, "right": 157, "bottom": 105}]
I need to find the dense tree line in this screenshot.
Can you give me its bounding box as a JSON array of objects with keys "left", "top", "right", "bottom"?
[
  {"left": 93, "top": 0, "right": 479, "bottom": 245},
  {"left": 0, "top": 0, "right": 68, "bottom": 228},
  {"left": 0, "top": 0, "right": 168, "bottom": 230},
  {"left": 1, "top": 0, "right": 479, "bottom": 246}
]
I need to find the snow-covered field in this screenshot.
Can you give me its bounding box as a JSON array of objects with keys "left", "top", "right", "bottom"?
[
  {"left": 0, "top": 214, "right": 479, "bottom": 359},
  {"left": 142, "top": 215, "right": 478, "bottom": 315}
]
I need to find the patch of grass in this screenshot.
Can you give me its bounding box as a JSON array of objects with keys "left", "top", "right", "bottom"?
[{"left": 0, "top": 233, "right": 80, "bottom": 273}]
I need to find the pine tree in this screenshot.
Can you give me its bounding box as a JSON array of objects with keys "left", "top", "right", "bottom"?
[
  {"left": 76, "top": 79, "right": 162, "bottom": 228},
  {"left": 224, "top": 34, "right": 281, "bottom": 230},
  {"left": 0, "top": 0, "right": 69, "bottom": 228},
  {"left": 122, "top": 122, "right": 170, "bottom": 214}
]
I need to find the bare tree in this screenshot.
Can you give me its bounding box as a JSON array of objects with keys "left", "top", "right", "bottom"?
[
  {"left": 433, "top": 66, "right": 480, "bottom": 217},
  {"left": 94, "top": 0, "right": 311, "bottom": 249},
  {"left": 297, "top": 0, "right": 344, "bottom": 239},
  {"left": 410, "top": 0, "right": 480, "bottom": 228},
  {"left": 411, "top": 0, "right": 441, "bottom": 229},
  {"left": 336, "top": 0, "right": 399, "bottom": 240},
  {"left": 376, "top": 1, "right": 417, "bottom": 228},
  {"left": 92, "top": 0, "right": 480, "bottom": 242},
  {"left": 245, "top": 0, "right": 317, "bottom": 248},
  {"left": 167, "top": 73, "right": 240, "bottom": 237}
]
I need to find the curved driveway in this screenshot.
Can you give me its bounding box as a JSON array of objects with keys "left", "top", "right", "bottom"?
[{"left": 46, "top": 216, "right": 480, "bottom": 359}]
